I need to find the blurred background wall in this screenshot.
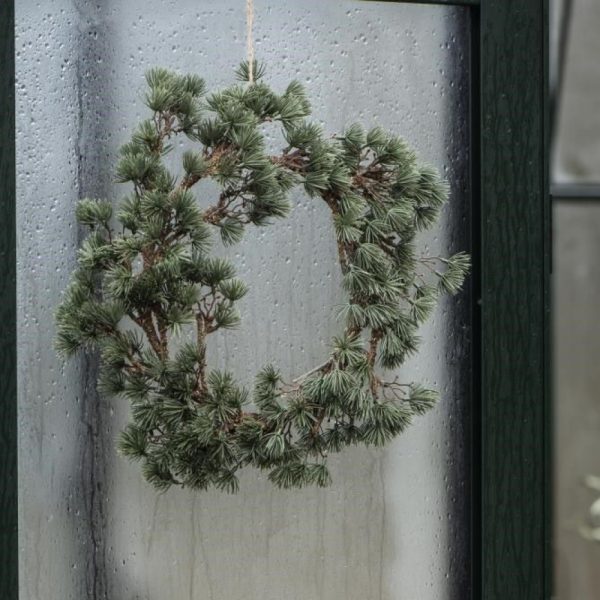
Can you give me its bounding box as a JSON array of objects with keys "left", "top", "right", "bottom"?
[{"left": 552, "top": 0, "right": 600, "bottom": 597}]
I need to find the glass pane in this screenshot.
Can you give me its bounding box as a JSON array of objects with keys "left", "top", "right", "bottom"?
[
  {"left": 16, "top": 1, "right": 471, "bottom": 598},
  {"left": 553, "top": 202, "right": 600, "bottom": 598},
  {"left": 552, "top": 0, "right": 600, "bottom": 594},
  {"left": 552, "top": 0, "right": 600, "bottom": 184}
]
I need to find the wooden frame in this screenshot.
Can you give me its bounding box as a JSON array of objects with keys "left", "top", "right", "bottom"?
[
  {"left": 0, "top": 0, "right": 550, "bottom": 597},
  {"left": 477, "top": 1, "right": 550, "bottom": 597},
  {"left": 0, "top": 1, "right": 17, "bottom": 597}
]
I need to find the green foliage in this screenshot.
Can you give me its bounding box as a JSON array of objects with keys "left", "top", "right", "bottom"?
[{"left": 55, "top": 62, "right": 470, "bottom": 493}]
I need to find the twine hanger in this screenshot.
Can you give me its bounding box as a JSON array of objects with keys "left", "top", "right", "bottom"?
[{"left": 246, "top": 0, "right": 255, "bottom": 83}]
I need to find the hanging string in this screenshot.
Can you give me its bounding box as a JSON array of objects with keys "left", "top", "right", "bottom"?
[{"left": 246, "top": 0, "right": 255, "bottom": 83}]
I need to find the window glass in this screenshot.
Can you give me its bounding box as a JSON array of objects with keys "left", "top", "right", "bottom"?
[{"left": 16, "top": 2, "right": 472, "bottom": 597}]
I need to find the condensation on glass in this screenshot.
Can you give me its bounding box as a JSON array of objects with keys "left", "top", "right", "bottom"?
[{"left": 16, "top": 1, "right": 471, "bottom": 598}]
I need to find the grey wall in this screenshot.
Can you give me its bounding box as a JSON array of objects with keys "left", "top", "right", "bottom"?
[{"left": 16, "top": 2, "right": 471, "bottom": 599}]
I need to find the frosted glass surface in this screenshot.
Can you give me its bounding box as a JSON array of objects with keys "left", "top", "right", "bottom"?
[{"left": 16, "top": 1, "right": 471, "bottom": 598}]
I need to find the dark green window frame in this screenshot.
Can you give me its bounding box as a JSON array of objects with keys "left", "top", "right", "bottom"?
[
  {"left": 551, "top": 184, "right": 600, "bottom": 200},
  {"left": 0, "top": 0, "right": 550, "bottom": 597}
]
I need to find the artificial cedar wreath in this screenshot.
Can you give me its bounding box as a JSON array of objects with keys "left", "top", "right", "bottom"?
[{"left": 55, "top": 61, "right": 470, "bottom": 493}]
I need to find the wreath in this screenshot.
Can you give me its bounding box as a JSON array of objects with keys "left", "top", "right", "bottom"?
[{"left": 55, "top": 61, "right": 470, "bottom": 493}]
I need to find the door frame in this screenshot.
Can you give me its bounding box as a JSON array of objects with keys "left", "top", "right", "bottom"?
[{"left": 0, "top": 0, "right": 550, "bottom": 597}]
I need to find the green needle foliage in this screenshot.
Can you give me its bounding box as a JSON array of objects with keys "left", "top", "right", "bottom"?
[{"left": 55, "top": 61, "right": 470, "bottom": 493}]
